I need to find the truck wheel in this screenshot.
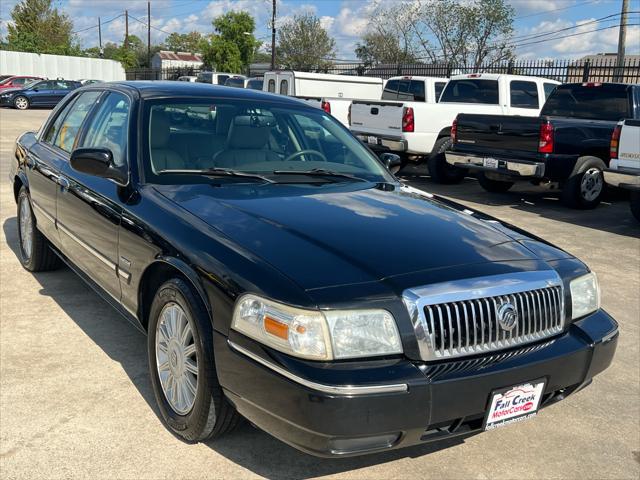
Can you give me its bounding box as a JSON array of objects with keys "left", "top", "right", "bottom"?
[
  {"left": 477, "top": 172, "right": 514, "bottom": 193},
  {"left": 13, "top": 96, "right": 29, "bottom": 110},
  {"left": 16, "top": 187, "right": 61, "bottom": 272},
  {"left": 630, "top": 191, "right": 640, "bottom": 222},
  {"left": 427, "top": 137, "right": 466, "bottom": 184},
  {"left": 561, "top": 156, "right": 606, "bottom": 209},
  {"left": 148, "top": 278, "right": 240, "bottom": 442}
]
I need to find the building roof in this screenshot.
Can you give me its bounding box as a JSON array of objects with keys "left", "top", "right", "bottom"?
[
  {"left": 154, "top": 51, "right": 203, "bottom": 63},
  {"left": 579, "top": 53, "right": 640, "bottom": 63}
]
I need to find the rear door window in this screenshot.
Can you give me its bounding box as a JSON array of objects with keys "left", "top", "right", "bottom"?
[
  {"left": 541, "top": 84, "right": 631, "bottom": 121},
  {"left": 509, "top": 80, "right": 539, "bottom": 109},
  {"left": 42, "top": 97, "right": 77, "bottom": 145},
  {"left": 440, "top": 79, "right": 499, "bottom": 104},
  {"left": 434, "top": 82, "right": 447, "bottom": 102}
]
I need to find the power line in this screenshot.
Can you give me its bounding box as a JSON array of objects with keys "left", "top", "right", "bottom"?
[
  {"left": 129, "top": 13, "right": 174, "bottom": 36},
  {"left": 511, "top": 23, "right": 639, "bottom": 48},
  {"left": 514, "top": 0, "right": 600, "bottom": 20},
  {"left": 72, "top": 13, "right": 124, "bottom": 34}
]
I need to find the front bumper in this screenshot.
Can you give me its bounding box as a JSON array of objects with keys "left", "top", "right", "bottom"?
[
  {"left": 353, "top": 132, "right": 408, "bottom": 152},
  {"left": 0, "top": 96, "right": 14, "bottom": 107},
  {"left": 446, "top": 152, "right": 545, "bottom": 178},
  {"left": 604, "top": 168, "right": 640, "bottom": 191},
  {"left": 215, "top": 310, "right": 618, "bottom": 457}
]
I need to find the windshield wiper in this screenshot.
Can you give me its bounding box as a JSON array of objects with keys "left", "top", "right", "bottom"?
[
  {"left": 157, "top": 168, "right": 274, "bottom": 183},
  {"left": 271, "top": 168, "right": 368, "bottom": 182}
]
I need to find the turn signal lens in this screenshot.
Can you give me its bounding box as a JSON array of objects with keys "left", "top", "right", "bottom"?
[
  {"left": 538, "top": 121, "right": 554, "bottom": 153},
  {"left": 264, "top": 316, "right": 289, "bottom": 340}
]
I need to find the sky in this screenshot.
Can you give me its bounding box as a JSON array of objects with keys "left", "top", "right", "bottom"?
[{"left": 0, "top": 0, "right": 638, "bottom": 61}]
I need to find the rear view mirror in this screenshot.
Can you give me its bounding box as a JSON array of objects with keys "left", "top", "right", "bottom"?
[
  {"left": 379, "top": 152, "right": 403, "bottom": 174},
  {"left": 70, "top": 148, "right": 127, "bottom": 185}
]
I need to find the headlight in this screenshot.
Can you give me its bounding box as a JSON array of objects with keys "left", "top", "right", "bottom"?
[
  {"left": 232, "top": 294, "right": 403, "bottom": 360},
  {"left": 570, "top": 272, "right": 600, "bottom": 320}
]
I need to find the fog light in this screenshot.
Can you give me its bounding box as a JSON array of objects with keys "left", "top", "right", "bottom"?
[{"left": 329, "top": 433, "right": 401, "bottom": 454}]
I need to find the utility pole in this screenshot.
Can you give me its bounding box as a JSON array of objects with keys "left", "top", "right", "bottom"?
[
  {"left": 147, "top": 2, "right": 151, "bottom": 67},
  {"left": 98, "top": 17, "right": 103, "bottom": 57},
  {"left": 615, "top": 0, "right": 629, "bottom": 82},
  {"left": 270, "top": 0, "right": 276, "bottom": 70},
  {"left": 125, "top": 10, "right": 129, "bottom": 49}
]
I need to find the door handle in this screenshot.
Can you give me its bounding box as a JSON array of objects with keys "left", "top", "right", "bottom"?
[{"left": 57, "top": 176, "right": 70, "bottom": 191}]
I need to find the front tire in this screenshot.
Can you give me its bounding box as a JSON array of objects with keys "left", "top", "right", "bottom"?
[
  {"left": 630, "top": 191, "right": 640, "bottom": 222},
  {"left": 13, "top": 96, "right": 29, "bottom": 110},
  {"left": 17, "top": 187, "right": 60, "bottom": 272},
  {"left": 427, "top": 137, "right": 466, "bottom": 184},
  {"left": 561, "top": 156, "right": 606, "bottom": 209},
  {"left": 477, "top": 172, "right": 514, "bottom": 193},
  {"left": 148, "top": 278, "right": 239, "bottom": 442}
]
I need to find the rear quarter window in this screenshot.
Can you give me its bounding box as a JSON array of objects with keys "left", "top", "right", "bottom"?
[
  {"left": 440, "top": 79, "right": 499, "bottom": 104},
  {"left": 541, "top": 84, "right": 631, "bottom": 121},
  {"left": 509, "top": 80, "right": 539, "bottom": 109}
]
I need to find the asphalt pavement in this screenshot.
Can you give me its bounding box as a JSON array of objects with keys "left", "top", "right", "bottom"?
[{"left": 1, "top": 108, "right": 638, "bottom": 479}]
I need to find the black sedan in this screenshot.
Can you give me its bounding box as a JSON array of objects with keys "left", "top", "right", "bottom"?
[
  {"left": 0, "top": 79, "right": 80, "bottom": 109},
  {"left": 10, "top": 82, "right": 618, "bottom": 457}
]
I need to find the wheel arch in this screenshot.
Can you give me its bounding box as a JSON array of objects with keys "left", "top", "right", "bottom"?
[
  {"left": 13, "top": 172, "right": 28, "bottom": 203},
  {"left": 138, "top": 257, "right": 213, "bottom": 332}
]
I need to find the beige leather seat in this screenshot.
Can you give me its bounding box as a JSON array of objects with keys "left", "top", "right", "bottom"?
[
  {"left": 150, "top": 111, "right": 185, "bottom": 171},
  {"left": 214, "top": 115, "right": 280, "bottom": 168}
]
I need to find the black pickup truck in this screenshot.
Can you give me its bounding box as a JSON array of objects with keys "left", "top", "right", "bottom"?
[{"left": 446, "top": 82, "right": 640, "bottom": 208}]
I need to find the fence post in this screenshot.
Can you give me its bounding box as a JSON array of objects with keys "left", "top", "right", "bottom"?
[
  {"left": 507, "top": 60, "right": 514, "bottom": 74},
  {"left": 582, "top": 60, "right": 591, "bottom": 82}
]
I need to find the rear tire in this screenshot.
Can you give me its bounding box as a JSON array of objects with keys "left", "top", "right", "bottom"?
[
  {"left": 13, "top": 96, "right": 29, "bottom": 110},
  {"left": 561, "top": 156, "right": 606, "bottom": 209},
  {"left": 148, "top": 278, "right": 240, "bottom": 442},
  {"left": 427, "top": 137, "right": 466, "bottom": 184},
  {"left": 630, "top": 191, "right": 640, "bottom": 222},
  {"left": 17, "top": 187, "right": 61, "bottom": 272},
  {"left": 477, "top": 172, "right": 514, "bottom": 193}
]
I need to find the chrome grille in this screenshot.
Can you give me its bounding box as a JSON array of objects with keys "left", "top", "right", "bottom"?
[{"left": 403, "top": 271, "right": 565, "bottom": 361}]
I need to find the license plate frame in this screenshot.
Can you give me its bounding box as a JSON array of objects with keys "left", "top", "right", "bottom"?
[
  {"left": 483, "top": 157, "right": 499, "bottom": 169},
  {"left": 484, "top": 379, "right": 546, "bottom": 431}
]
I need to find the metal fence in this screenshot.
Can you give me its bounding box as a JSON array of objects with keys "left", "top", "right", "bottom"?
[{"left": 126, "top": 58, "right": 640, "bottom": 84}]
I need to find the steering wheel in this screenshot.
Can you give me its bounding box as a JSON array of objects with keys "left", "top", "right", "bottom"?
[{"left": 284, "top": 149, "right": 327, "bottom": 162}]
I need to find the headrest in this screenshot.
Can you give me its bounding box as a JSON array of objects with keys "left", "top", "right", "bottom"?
[
  {"left": 215, "top": 105, "right": 235, "bottom": 135},
  {"left": 150, "top": 110, "right": 170, "bottom": 149},
  {"left": 226, "top": 115, "right": 272, "bottom": 149}
]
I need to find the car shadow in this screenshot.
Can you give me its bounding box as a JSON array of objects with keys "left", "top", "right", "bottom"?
[
  {"left": 2, "top": 216, "right": 471, "bottom": 478},
  {"left": 398, "top": 167, "right": 640, "bottom": 238}
]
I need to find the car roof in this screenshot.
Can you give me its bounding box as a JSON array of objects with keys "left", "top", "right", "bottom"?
[{"left": 92, "top": 80, "right": 305, "bottom": 106}]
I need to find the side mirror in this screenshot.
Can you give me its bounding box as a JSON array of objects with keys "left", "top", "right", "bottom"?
[
  {"left": 70, "top": 148, "right": 127, "bottom": 184},
  {"left": 32, "top": 88, "right": 39, "bottom": 92},
  {"left": 380, "top": 152, "right": 403, "bottom": 174}
]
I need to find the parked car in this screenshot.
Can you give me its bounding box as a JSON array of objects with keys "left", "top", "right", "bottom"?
[
  {"left": 350, "top": 74, "right": 560, "bottom": 182},
  {"left": 10, "top": 81, "right": 617, "bottom": 457},
  {"left": 223, "top": 76, "right": 249, "bottom": 88},
  {"left": 264, "top": 71, "right": 385, "bottom": 127},
  {"left": 447, "top": 82, "right": 640, "bottom": 208},
  {"left": 351, "top": 76, "right": 448, "bottom": 153},
  {"left": 0, "top": 75, "right": 44, "bottom": 91},
  {"left": 0, "top": 79, "right": 81, "bottom": 110},
  {"left": 245, "top": 77, "right": 263, "bottom": 90},
  {"left": 196, "top": 71, "right": 240, "bottom": 86},
  {"left": 177, "top": 76, "right": 197, "bottom": 82},
  {"left": 604, "top": 119, "right": 640, "bottom": 220}
]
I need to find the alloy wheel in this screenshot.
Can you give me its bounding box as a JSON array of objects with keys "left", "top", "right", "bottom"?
[
  {"left": 155, "top": 302, "right": 198, "bottom": 415},
  {"left": 19, "top": 198, "right": 33, "bottom": 260},
  {"left": 580, "top": 167, "right": 603, "bottom": 202},
  {"left": 14, "top": 97, "right": 28, "bottom": 110}
]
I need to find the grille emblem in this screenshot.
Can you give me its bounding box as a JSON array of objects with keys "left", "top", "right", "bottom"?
[{"left": 497, "top": 302, "right": 518, "bottom": 331}]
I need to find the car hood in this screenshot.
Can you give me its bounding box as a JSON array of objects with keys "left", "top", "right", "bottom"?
[{"left": 154, "top": 182, "right": 568, "bottom": 291}]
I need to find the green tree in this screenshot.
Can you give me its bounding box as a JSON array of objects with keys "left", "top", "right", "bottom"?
[
  {"left": 211, "top": 11, "right": 260, "bottom": 68},
  {"left": 202, "top": 36, "right": 243, "bottom": 73},
  {"left": 277, "top": 13, "right": 335, "bottom": 71},
  {"left": 355, "top": 31, "right": 417, "bottom": 65},
  {"left": 164, "top": 31, "right": 207, "bottom": 53},
  {"left": 6, "top": 0, "right": 79, "bottom": 55}
]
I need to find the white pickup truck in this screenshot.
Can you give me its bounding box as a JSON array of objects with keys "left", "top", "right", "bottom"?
[
  {"left": 350, "top": 73, "right": 560, "bottom": 182},
  {"left": 604, "top": 119, "right": 640, "bottom": 221}
]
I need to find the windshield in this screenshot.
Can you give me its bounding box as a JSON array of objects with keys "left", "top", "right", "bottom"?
[{"left": 145, "top": 98, "right": 394, "bottom": 184}]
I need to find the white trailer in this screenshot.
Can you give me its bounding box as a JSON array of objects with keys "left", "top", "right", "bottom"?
[
  {"left": 263, "top": 71, "right": 384, "bottom": 99},
  {"left": 0, "top": 50, "right": 125, "bottom": 82}
]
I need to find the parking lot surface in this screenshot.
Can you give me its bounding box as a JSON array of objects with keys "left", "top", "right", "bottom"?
[{"left": 1, "top": 108, "right": 638, "bottom": 480}]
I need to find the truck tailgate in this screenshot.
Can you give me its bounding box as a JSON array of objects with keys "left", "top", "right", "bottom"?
[
  {"left": 456, "top": 114, "right": 541, "bottom": 153},
  {"left": 350, "top": 100, "right": 404, "bottom": 136}
]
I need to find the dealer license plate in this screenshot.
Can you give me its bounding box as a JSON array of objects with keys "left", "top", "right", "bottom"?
[
  {"left": 483, "top": 157, "right": 499, "bottom": 169},
  {"left": 484, "top": 380, "right": 546, "bottom": 431},
  {"left": 367, "top": 136, "right": 379, "bottom": 145}
]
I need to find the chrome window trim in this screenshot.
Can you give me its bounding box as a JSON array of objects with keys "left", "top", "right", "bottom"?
[
  {"left": 228, "top": 340, "right": 408, "bottom": 396},
  {"left": 403, "top": 270, "right": 565, "bottom": 361}
]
